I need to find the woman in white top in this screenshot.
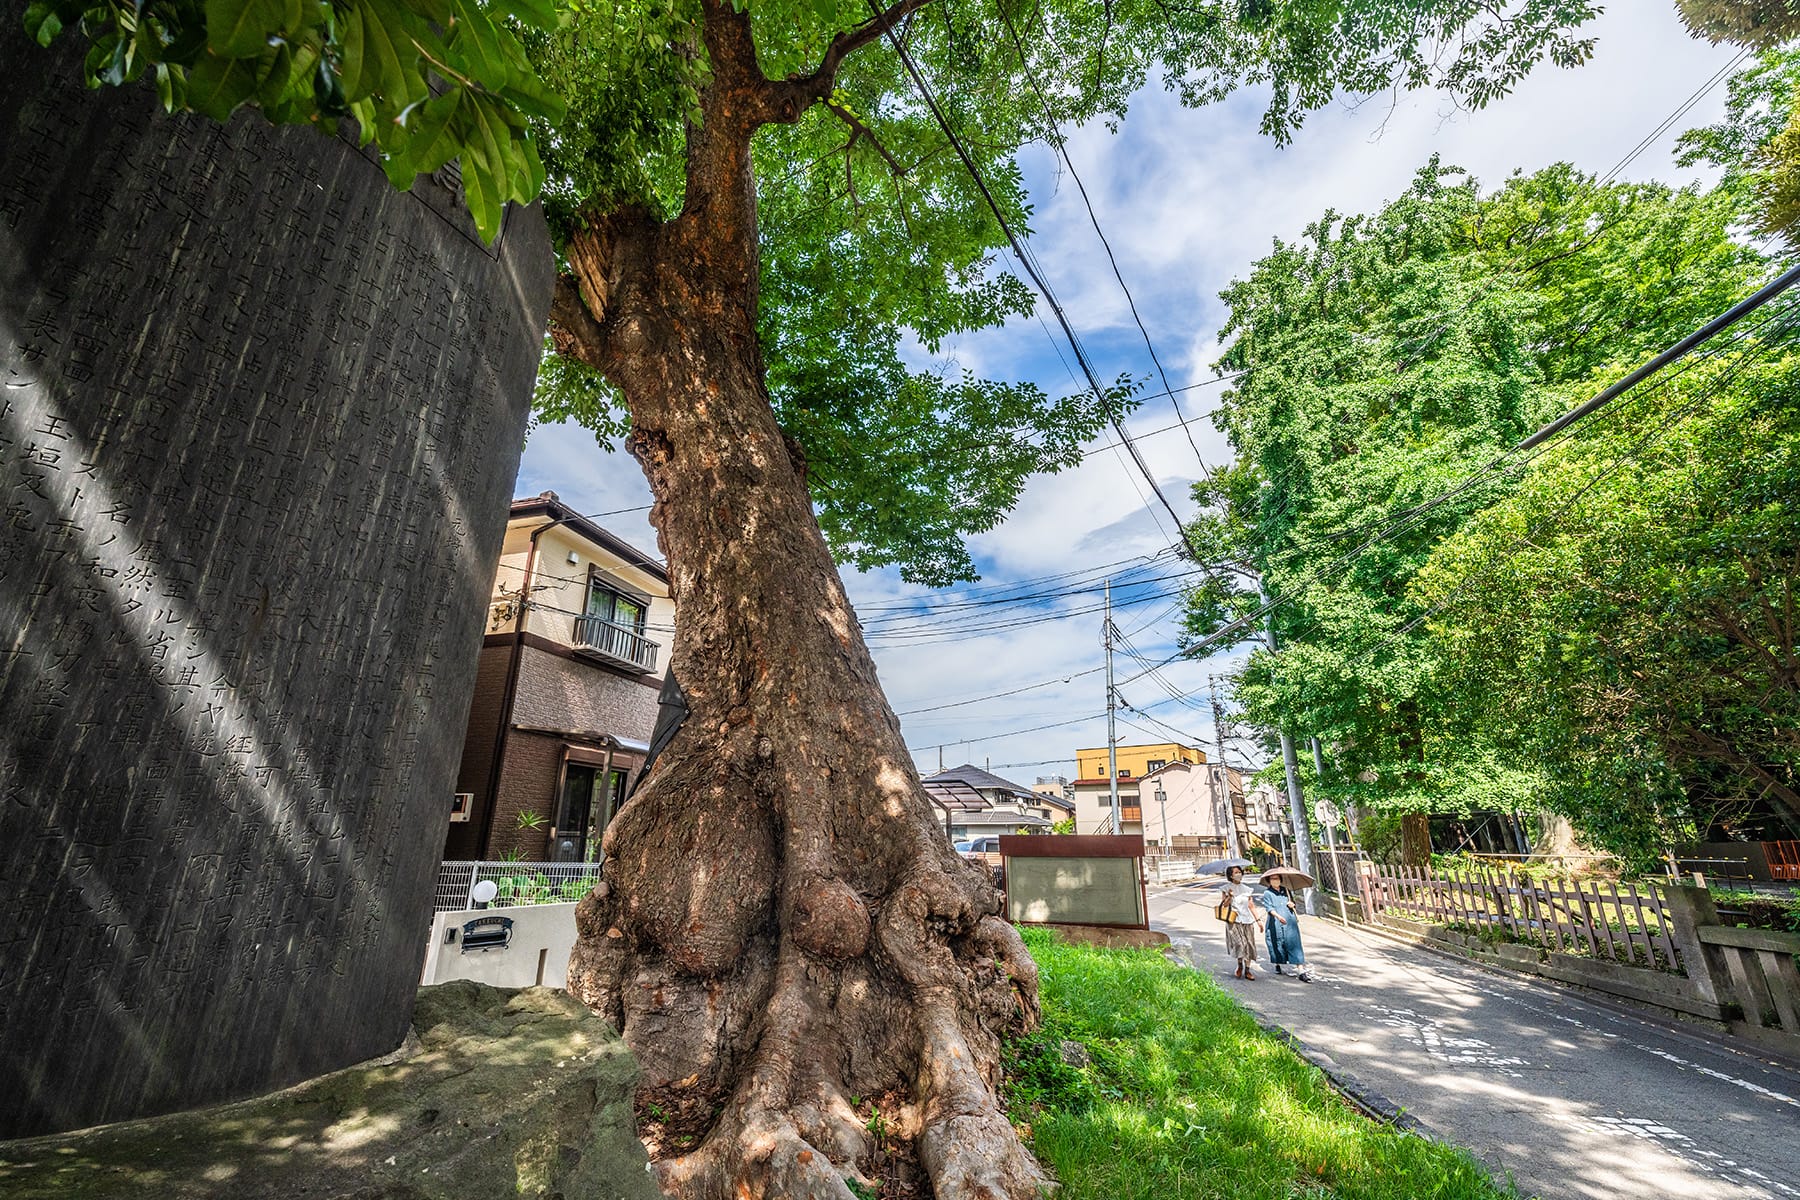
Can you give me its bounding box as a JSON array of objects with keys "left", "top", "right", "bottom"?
[{"left": 1222, "top": 864, "right": 1280, "bottom": 980}]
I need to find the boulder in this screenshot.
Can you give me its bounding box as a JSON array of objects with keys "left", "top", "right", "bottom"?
[{"left": 0, "top": 983, "right": 661, "bottom": 1200}]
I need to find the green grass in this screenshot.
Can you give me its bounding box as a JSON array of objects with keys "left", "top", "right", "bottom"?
[
  {"left": 1711, "top": 887, "right": 1800, "bottom": 932},
  {"left": 1008, "top": 929, "right": 1517, "bottom": 1200}
]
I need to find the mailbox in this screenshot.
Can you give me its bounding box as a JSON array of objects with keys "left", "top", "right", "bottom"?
[{"left": 459, "top": 915, "right": 514, "bottom": 953}]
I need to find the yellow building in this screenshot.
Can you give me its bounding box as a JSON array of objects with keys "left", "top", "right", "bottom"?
[
  {"left": 1070, "top": 743, "right": 1208, "bottom": 837},
  {"left": 1074, "top": 742, "right": 1205, "bottom": 784}
]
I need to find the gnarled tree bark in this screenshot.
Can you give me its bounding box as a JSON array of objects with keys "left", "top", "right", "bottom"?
[{"left": 550, "top": 4, "right": 1045, "bottom": 1197}]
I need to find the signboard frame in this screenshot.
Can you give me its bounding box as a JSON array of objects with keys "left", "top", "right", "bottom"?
[{"left": 998, "top": 834, "right": 1150, "bottom": 930}]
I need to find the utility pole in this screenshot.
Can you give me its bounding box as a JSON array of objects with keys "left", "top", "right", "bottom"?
[
  {"left": 1261, "top": 584, "right": 1318, "bottom": 915},
  {"left": 1208, "top": 676, "right": 1240, "bottom": 860},
  {"left": 1309, "top": 736, "right": 1351, "bottom": 928},
  {"left": 1104, "top": 579, "right": 1120, "bottom": 835},
  {"left": 1155, "top": 782, "right": 1170, "bottom": 851}
]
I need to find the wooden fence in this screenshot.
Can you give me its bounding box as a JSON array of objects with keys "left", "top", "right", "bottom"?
[
  {"left": 1698, "top": 924, "right": 1800, "bottom": 1039},
  {"left": 1360, "top": 864, "right": 1680, "bottom": 971}
]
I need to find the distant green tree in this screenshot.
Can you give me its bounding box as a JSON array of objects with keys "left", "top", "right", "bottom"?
[
  {"left": 1185, "top": 159, "right": 1760, "bottom": 838},
  {"left": 1675, "top": 48, "right": 1800, "bottom": 245},
  {"left": 1416, "top": 351, "right": 1800, "bottom": 864},
  {"left": 1676, "top": 0, "right": 1800, "bottom": 48}
]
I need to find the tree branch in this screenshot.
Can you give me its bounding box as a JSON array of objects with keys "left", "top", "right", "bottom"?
[
  {"left": 550, "top": 274, "right": 611, "bottom": 373},
  {"left": 824, "top": 97, "right": 909, "bottom": 176},
  {"left": 766, "top": 0, "right": 938, "bottom": 118}
]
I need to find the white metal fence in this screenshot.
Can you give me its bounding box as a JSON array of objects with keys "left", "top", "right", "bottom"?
[
  {"left": 1152, "top": 859, "right": 1199, "bottom": 883},
  {"left": 434, "top": 860, "right": 604, "bottom": 912}
]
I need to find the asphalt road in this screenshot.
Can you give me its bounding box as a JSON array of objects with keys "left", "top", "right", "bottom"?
[{"left": 1152, "top": 884, "right": 1800, "bottom": 1200}]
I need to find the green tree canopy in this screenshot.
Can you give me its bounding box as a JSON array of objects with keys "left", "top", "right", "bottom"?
[
  {"left": 1185, "top": 158, "right": 1763, "bottom": 828},
  {"left": 36, "top": 0, "right": 1606, "bottom": 584},
  {"left": 1416, "top": 347, "right": 1800, "bottom": 863}
]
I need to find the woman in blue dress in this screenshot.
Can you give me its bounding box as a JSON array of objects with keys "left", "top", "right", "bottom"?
[{"left": 1260, "top": 873, "right": 1312, "bottom": 981}]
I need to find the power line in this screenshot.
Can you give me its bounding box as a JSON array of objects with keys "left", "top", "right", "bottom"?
[
  {"left": 862, "top": 565, "right": 1203, "bottom": 633},
  {"left": 897, "top": 667, "right": 1104, "bottom": 716},
  {"left": 1517, "top": 262, "right": 1800, "bottom": 452},
  {"left": 1334, "top": 300, "right": 1800, "bottom": 675},
  {"left": 863, "top": 0, "right": 1206, "bottom": 565},
  {"left": 996, "top": 3, "right": 1212, "bottom": 477},
  {"left": 1600, "top": 48, "right": 1750, "bottom": 184},
  {"left": 855, "top": 549, "right": 1173, "bottom": 611}
]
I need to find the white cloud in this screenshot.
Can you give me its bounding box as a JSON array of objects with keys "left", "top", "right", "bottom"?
[{"left": 517, "top": 2, "right": 1744, "bottom": 784}]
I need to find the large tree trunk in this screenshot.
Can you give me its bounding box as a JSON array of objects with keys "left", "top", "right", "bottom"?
[
  {"left": 548, "top": 11, "right": 1044, "bottom": 1198},
  {"left": 1400, "top": 812, "right": 1433, "bottom": 868}
]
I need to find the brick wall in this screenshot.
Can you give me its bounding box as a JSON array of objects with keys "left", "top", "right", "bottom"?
[{"left": 489, "top": 731, "right": 565, "bottom": 860}]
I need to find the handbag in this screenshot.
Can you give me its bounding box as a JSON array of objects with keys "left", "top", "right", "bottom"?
[{"left": 1214, "top": 897, "right": 1239, "bottom": 924}]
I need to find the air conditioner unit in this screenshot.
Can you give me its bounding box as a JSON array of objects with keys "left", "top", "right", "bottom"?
[{"left": 450, "top": 792, "right": 474, "bottom": 822}]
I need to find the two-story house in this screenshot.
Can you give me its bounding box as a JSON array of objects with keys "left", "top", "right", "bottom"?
[
  {"left": 1070, "top": 741, "right": 1206, "bottom": 835},
  {"left": 445, "top": 492, "right": 673, "bottom": 863}
]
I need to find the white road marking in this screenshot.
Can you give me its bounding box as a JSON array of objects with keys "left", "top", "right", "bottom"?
[
  {"left": 1634, "top": 1046, "right": 1800, "bottom": 1110},
  {"left": 1364, "top": 1004, "right": 1531, "bottom": 1076},
  {"left": 1572, "top": 1113, "right": 1795, "bottom": 1198}
]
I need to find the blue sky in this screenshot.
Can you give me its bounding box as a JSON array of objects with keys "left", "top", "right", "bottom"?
[{"left": 517, "top": 1, "right": 1745, "bottom": 788}]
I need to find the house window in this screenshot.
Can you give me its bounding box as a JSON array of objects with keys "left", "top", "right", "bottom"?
[
  {"left": 556, "top": 765, "right": 628, "bottom": 848},
  {"left": 1147, "top": 759, "right": 1165, "bottom": 771},
  {"left": 587, "top": 579, "right": 647, "bottom": 633},
  {"left": 1118, "top": 768, "right": 1131, "bottom": 779}
]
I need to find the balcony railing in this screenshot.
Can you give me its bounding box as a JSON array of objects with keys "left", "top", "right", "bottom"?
[{"left": 572, "top": 615, "right": 660, "bottom": 674}]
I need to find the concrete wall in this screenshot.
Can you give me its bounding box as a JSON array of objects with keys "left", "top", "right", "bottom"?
[
  {"left": 421, "top": 904, "right": 580, "bottom": 989},
  {"left": 513, "top": 643, "right": 661, "bottom": 736},
  {"left": 0, "top": 28, "right": 553, "bottom": 1136}
]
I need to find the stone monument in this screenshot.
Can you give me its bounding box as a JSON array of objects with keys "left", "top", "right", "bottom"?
[{"left": 0, "top": 26, "right": 555, "bottom": 1136}]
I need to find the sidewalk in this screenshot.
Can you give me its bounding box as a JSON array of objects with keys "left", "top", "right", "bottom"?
[{"left": 1152, "top": 885, "right": 1800, "bottom": 1200}]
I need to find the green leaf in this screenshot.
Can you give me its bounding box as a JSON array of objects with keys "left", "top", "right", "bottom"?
[
  {"left": 339, "top": 0, "right": 426, "bottom": 106},
  {"left": 186, "top": 53, "right": 261, "bottom": 121},
  {"left": 81, "top": 31, "right": 117, "bottom": 86},
  {"left": 101, "top": 28, "right": 130, "bottom": 85},
  {"left": 400, "top": 88, "right": 465, "bottom": 176},
  {"left": 204, "top": 0, "right": 291, "bottom": 59},
  {"left": 336, "top": 3, "right": 368, "bottom": 98},
  {"left": 443, "top": 0, "right": 515, "bottom": 89},
  {"left": 24, "top": 4, "right": 63, "bottom": 47},
  {"left": 312, "top": 50, "right": 348, "bottom": 117},
  {"left": 498, "top": 78, "right": 565, "bottom": 123},
  {"left": 396, "top": 0, "right": 452, "bottom": 22},
  {"left": 515, "top": 131, "right": 546, "bottom": 199},
  {"left": 348, "top": 97, "right": 380, "bottom": 145},
  {"left": 255, "top": 44, "right": 295, "bottom": 105},
  {"left": 460, "top": 93, "right": 514, "bottom": 243},
  {"left": 491, "top": 0, "right": 556, "bottom": 27}
]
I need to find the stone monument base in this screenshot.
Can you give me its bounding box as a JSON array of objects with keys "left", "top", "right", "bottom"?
[{"left": 0, "top": 983, "right": 660, "bottom": 1200}]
